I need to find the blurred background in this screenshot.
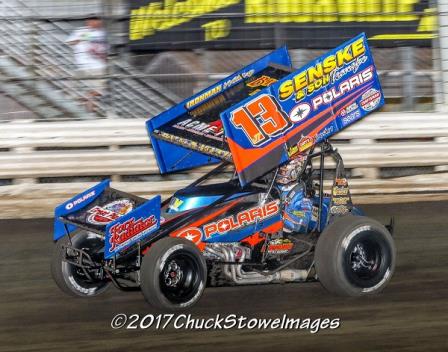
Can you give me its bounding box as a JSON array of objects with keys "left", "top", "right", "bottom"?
[
  {"left": 2, "top": 5, "right": 448, "bottom": 351},
  {"left": 0, "top": 0, "right": 447, "bottom": 218},
  {"left": 0, "top": 0, "right": 441, "bottom": 120}
]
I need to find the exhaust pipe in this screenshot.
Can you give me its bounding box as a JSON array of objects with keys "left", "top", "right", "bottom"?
[{"left": 205, "top": 246, "right": 308, "bottom": 285}]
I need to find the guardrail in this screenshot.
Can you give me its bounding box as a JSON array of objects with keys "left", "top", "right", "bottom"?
[{"left": 1, "top": 112, "right": 448, "bottom": 219}]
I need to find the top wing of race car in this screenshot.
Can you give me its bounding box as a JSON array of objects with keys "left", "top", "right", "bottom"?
[
  {"left": 147, "top": 33, "right": 384, "bottom": 186},
  {"left": 146, "top": 45, "right": 294, "bottom": 173}
]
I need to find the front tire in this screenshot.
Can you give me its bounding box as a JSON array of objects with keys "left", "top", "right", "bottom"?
[
  {"left": 315, "top": 215, "right": 396, "bottom": 296},
  {"left": 51, "top": 232, "right": 111, "bottom": 297},
  {"left": 140, "top": 237, "right": 207, "bottom": 311}
]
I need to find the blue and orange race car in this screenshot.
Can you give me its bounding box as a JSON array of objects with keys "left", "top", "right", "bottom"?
[{"left": 51, "top": 33, "right": 396, "bottom": 310}]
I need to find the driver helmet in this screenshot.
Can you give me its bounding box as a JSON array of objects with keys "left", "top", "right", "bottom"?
[{"left": 275, "top": 155, "right": 306, "bottom": 185}]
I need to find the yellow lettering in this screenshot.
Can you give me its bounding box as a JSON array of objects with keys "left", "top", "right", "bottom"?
[
  {"left": 315, "top": 0, "right": 337, "bottom": 22},
  {"left": 418, "top": 8, "right": 436, "bottom": 33},
  {"left": 383, "top": 0, "right": 396, "bottom": 21},
  {"left": 307, "top": 63, "right": 323, "bottom": 83},
  {"left": 202, "top": 19, "right": 231, "bottom": 41},
  {"left": 294, "top": 0, "right": 313, "bottom": 23},
  {"left": 323, "top": 55, "right": 336, "bottom": 73},
  {"left": 338, "top": 0, "right": 356, "bottom": 22},
  {"left": 246, "top": 0, "right": 267, "bottom": 24},
  {"left": 131, "top": 0, "right": 427, "bottom": 41},
  {"left": 129, "top": 8, "right": 145, "bottom": 40},
  {"left": 351, "top": 38, "right": 365, "bottom": 58},
  {"left": 397, "top": 0, "right": 419, "bottom": 21},
  {"left": 279, "top": 80, "right": 294, "bottom": 100},
  {"left": 130, "top": 0, "right": 240, "bottom": 40},
  {"left": 293, "top": 71, "right": 308, "bottom": 92},
  {"left": 336, "top": 45, "right": 353, "bottom": 66}
]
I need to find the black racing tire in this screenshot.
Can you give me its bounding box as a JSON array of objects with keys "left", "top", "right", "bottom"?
[
  {"left": 51, "top": 232, "right": 111, "bottom": 297},
  {"left": 315, "top": 215, "right": 396, "bottom": 296},
  {"left": 140, "top": 237, "right": 207, "bottom": 311}
]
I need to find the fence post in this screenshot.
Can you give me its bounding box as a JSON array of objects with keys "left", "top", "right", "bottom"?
[
  {"left": 401, "top": 47, "right": 415, "bottom": 111},
  {"left": 102, "top": 0, "right": 113, "bottom": 118},
  {"left": 438, "top": 0, "right": 448, "bottom": 111}
]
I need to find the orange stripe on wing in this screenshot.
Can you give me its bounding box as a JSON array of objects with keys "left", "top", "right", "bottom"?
[
  {"left": 308, "top": 87, "right": 371, "bottom": 140},
  {"left": 227, "top": 88, "right": 364, "bottom": 173}
]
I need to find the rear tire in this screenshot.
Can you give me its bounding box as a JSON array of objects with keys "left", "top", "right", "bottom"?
[
  {"left": 51, "top": 232, "right": 110, "bottom": 297},
  {"left": 140, "top": 237, "right": 207, "bottom": 311},
  {"left": 315, "top": 215, "right": 396, "bottom": 296}
]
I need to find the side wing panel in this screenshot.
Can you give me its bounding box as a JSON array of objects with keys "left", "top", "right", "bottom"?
[
  {"left": 54, "top": 180, "right": 110, "bottom": 240},
  {"left": 105, "top": 196, "right": 161, "bottom": 259},
  {"left": 220, "top": 33, "right": 384, "bottom": 186}
]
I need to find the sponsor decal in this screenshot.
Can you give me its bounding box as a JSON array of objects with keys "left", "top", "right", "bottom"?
[
  {"left": 129, "top": 0, "right": 434, "bottom": 50},
  {"left": 246, "top": 75, "right": 278, "bottom": 88},
  {"left": 87, "top": 199, "right": 134, "bottom": 225},
  {"left": 331, "top": 197, "right": 351, "bottom": 205},
  {"left": 65, "top": 190, "right": 96, "bottom": 210},
  {"left": 109, "top": 215, "right": 158, "bottom": 252},
  {"left": 153, "top": 130, "right": 233, "bottom": 161},
  {"left": 341, "top": 109, "right": 362, "bottom": 126},
  {"left": 176, "top": 227, "right": 203, "bottom": 244},
  {"left": 185, "top": 84, "right": 223, "bottom": 109},
  {"left": 330, "top": 178, "right": 352, "bottom": 215},
  {"left": 339, "top": 102, "right": 359, "bottom": 117},
  {"left": 183, "top": 70, "right": 255, "bottom": 110},
  {"left": 278, "top": 38, "right": 366, "bottom": 102},
  {"left": 331, "top": 205, "right": 350, "bottom": 214},
  {"left": 311, "top": 66, "right": 373, "bottom": 110},
  {"left": 223, "top": 74, "right": 243, "bottom": 89},
  {"left": 263, "top": 238, "right": 294, "bottom": 255},
  {"left": 189, "top": 94, "right": 226, "bottom": 117},
  {"left": 360, "top": 88, "right": 381, "bottom": 111},
  {"left": 331, "top": 55, "right": 368, "bottom": 83},
  {"left": 172, "top": 118, "right": 225, "bottom": 141},
  {"left": 289, "top": 102, "right": 311, "bottom": 122},
  {"left": 298, "top": 135, "right": 315, "bottom": 152},
  {"left": 241, "top": 69, "right": 255, "bottom": 79},
  {"left": 203, "top": 200, "right": 280, "bottom": 239},
  {"left": 316, "top": 125, "right": 335, "bottom": 142},
  {"left": 332, "top": 187, "right": 349, "bottom": 196},
  {"left": 287, "top": 135, "right": 315, "bottom": 157}
]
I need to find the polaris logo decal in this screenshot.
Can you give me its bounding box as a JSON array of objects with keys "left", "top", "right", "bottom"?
[
  {"left": 175, "top": 227, "right": 203, "bottom": 244},
  {"left": 65, "top": 190, "right": 96, "bottom": 210},
  {"left": 203, "top": 200, "right": 280, "bottom": 239}
]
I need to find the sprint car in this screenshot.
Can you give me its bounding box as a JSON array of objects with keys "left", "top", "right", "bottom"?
[{"left": 51, "top": 33, "right": 396, "bottom": 310}]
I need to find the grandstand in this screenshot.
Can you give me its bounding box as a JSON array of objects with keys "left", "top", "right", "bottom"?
[
  {"left": 0, "top": 0, "right": 440, "bottom": 121},
  {"left": 0, "top": 0, "right": 179, "bottom": 120}
]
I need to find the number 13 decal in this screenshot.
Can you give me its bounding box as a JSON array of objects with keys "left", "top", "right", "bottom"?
[{"left": 230, "top": 94, "right": 292, "bottom": 146}]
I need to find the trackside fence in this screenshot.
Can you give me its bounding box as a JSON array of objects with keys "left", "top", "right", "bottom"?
[{"left": 1, "top": 112, "right": 448, "bottom": 218}]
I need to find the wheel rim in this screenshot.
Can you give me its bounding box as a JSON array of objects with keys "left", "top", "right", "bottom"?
[
  {"left": 62, "top": 233, "right": 108, "bottom": 294},
  {"left": 343, "top": 229, "right": 391, "bottom": 289},
  {"left": 159, "top": 250, "right": 202, "bottom": 305}
]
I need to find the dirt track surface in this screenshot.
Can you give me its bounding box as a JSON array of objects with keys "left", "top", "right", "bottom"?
[{"left": 1, "top": 202, "right": 448, "bottom": 352}]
